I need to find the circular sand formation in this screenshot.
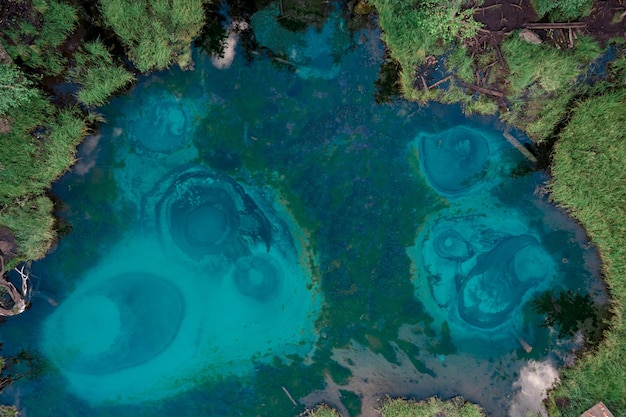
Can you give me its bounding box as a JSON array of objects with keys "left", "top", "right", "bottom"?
[
  {"left": 169, "top": 188, "right": 240, "bottom": 257},
  {"left": 457, "top": 235, "right": 544, "bottom": 329},
  {"left": 233, "top": 253, "right": 284, "bottom": 302},
  {"left": 43, "top": 273, "right": 184, "bottom": 375},
  {"left": 156, "top": 169, "right": 273, "bottom": 262},
  {"left": 413, "top": 214, "right": 556, "bottom": 348},
  {"left": 433, "top": 228, "right": 473, "bottom": 261},
  {"left": 132, "top": 98, "right": 190, "bottom": 154},
  {"left": 418, "top": 126, "right": 490, "bottom": 196}
]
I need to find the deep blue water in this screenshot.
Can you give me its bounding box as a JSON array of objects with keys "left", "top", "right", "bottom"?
[{"left": 0, "top": 4, "right": 607, "bottom": 417}]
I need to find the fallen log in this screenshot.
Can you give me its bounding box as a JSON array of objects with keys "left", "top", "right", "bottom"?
[
  {"left": 427, "top": 75, "right": 453, "bottom": 90},
  {"left": 503, "top": 131, "right": 538, "bottom": 164},
  {"left": 525, "top": 22, "right": 587, "bottom": 29}
]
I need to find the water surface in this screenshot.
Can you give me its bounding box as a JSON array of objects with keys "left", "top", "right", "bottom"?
[{"left": 0, "top": 4, "right": 606, "bottom": 417}]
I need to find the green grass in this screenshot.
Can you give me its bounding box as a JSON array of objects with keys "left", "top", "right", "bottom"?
[
  {"left": 0, "top": 196, "right": 56, "bottom": 261},
  {"left": 547, "top": 89, "right": 626, "bottom": 416},
  {"left": 503, "top": 34, "right": 595, "bottom": 95},
  {"left": 370, "top": 0, "right": 481, "bottom": 101},
  {"left": 501, "top": 34, "right": 603, "bottom": 141},
  {"left": 299, "top": 404, "right": 341, "bottom": 417},
  {"left": 0, "top": 99, "right": 86, "bottom": 202},
  {"left": 98, "top": 0, "right": 209, "bottom": 72},
  {"left": 531, "top": 0, "right": 593, "bottom": 21},
  {"left": 1, "top": 0, "right": 77, "bottom": 76},
  {"left": 72, "top": 40, "right": 135, "bottom": 106},
  {"left": 0, "top": 92, "right": 87, "bottom": 260},
  {"left": 378, "top": 397, "right": 486, "bottom": 417},
  {"left": 38, "top": 0, "right": 77, "bottom": 48},
  {"left": 446, "top": 45, "right": 474, "bottom": 83},
  {"left": 0, "top": 64, "right": 39, "bottom": 116}
]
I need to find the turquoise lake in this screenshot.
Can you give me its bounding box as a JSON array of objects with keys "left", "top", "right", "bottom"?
[{"left": 0, "top": 4, "right": 608, "bottom": 417}]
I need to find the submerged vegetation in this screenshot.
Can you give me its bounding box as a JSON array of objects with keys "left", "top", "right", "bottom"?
[{"left": 0, "top": 0, "right": 624, "bottom": 416}]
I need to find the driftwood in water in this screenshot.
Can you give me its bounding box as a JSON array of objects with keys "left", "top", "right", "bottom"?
[
  {"left": 510, "top": 327, "right": 533, "bottom": 353},
  {"left": 427, "top": 75, "right": 453, "bottom": 90},
  {"left": 281, "top": 386, "right": 298, "bottom": 406},
  {"left": 0, "top": 256, "right": 31, "bottom": 316},
  {"left": 503, "top": 131, "right": 538, "bottom": 164}
]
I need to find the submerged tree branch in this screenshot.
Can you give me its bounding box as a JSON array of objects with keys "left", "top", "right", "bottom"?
[{"left": 0, "top": 256, "right": 30, "bottom": 316}]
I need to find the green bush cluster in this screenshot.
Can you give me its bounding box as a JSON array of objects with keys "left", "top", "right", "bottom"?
[
  {"left": 378, "top": 396, "right": 486, "bottom": 417},
  {"left": 501, "top": 33, "right": 602, "bottom": 141},
  {"left": 0, "top": 92, "right": 87, "bottom": 260},
  {"left": 70, "top": 40, "right": 135, "bottom": 106},
  {"left": 531, "top": 0, "right": 594, "bottom": 21},
  {"left": 98, "top": 0, "right": 209, "bottom": 72},
  {"left": 300, "top": 404, "right": 341, "bottom": 417},
  {"left": 2, "top": 0, "right": 77, "bottom": 75},
  {"left": 0, "top": 64, "right": 39, "bottom": 116},
  {"left": 370, "top": 0, "right": 481, "bottom": 99}
]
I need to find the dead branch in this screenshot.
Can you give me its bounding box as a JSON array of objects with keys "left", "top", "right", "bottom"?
[
  {"left": 495, "top": 44, "right": 508, "bottom": 72},
  {"left": 0, "top": 256, "right": 30, "bottom": 316},
  {"left": 427, "top": 75, "right": 453, "bottom": 90},
  {"left": 457, "top": 80, "right": 504, "bottom": 97}
]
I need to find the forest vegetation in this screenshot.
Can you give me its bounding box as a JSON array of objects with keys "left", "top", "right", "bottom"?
[{"left": 0, "top": 0, "right": 625, "bottom": 416}]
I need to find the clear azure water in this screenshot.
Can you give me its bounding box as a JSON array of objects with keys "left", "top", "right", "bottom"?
[{"left": 0, "top": 4, "right": 607, "bottom": 417}]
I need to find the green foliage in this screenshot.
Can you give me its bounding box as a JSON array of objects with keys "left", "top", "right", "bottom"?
[
  {"left": 0, "top": 64, "right": 39, "bottom": 116},
  {"left": 39, "top": 0, "right": 77, "bottom": 47},
  {"left": 379, "top": 396, "right": 486, "bottom": 417},
  {"left": 98, "top": 0, "right": 209, "bottom": 72},
  {"left": 464, "top": 96, "right": 498, "bottom": 115},
  {"left": 501, "top": 34, "right": 603, "bottom": 141},
  {"left": 0, "top": 92, "right": 86, "bottom": 259},
  {"left": 446, "top": 46, "right": 474, "bottom": 83},
  {"left": 300, "top": 404, "right": 341, "bottom": 417},
  {"left": 370, "top": 0, "right": 482, "bottom": 97},
  {"left": 0, "top": 195, "right": 56, "bottom": 261},
  {"left": 0, "top": 405, "right": 18, "bottom": 417},
  {"left": 1, "top": 0, "right": 77, "bottom": 75},
  {"left": 504, "top": 35, "right": 581, "bottom": 94},
  {"left": 0, "top": 97, "right": 86, "bottom": 203},
  {"left": 71, "top": 40, "right": 135, "bottom": 106},
  {"left": 549, "top": 89, "right": 626, "bottom": 416},
  {"left": 531, "top": 0, "right": 593, "bottom": 21}
]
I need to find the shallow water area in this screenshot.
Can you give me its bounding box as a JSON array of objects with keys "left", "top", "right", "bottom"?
[{"left": 0, "top": 3, "right": 608, "bottom": 417}]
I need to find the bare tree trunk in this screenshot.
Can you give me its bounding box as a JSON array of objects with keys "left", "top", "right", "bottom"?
[{"left": 0, "top": 256, "right": 30, "bottom": 316}]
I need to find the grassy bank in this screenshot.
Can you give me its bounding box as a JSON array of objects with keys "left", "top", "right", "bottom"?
[
  {"left": 304, "top": 397, "right": 485, "bottom": 417},
  {"left": 547, "top": 88, "right": 626, "bottom": 416},
  {"left": 1, "top": 0, "right": 212, "bottom": 263}
]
